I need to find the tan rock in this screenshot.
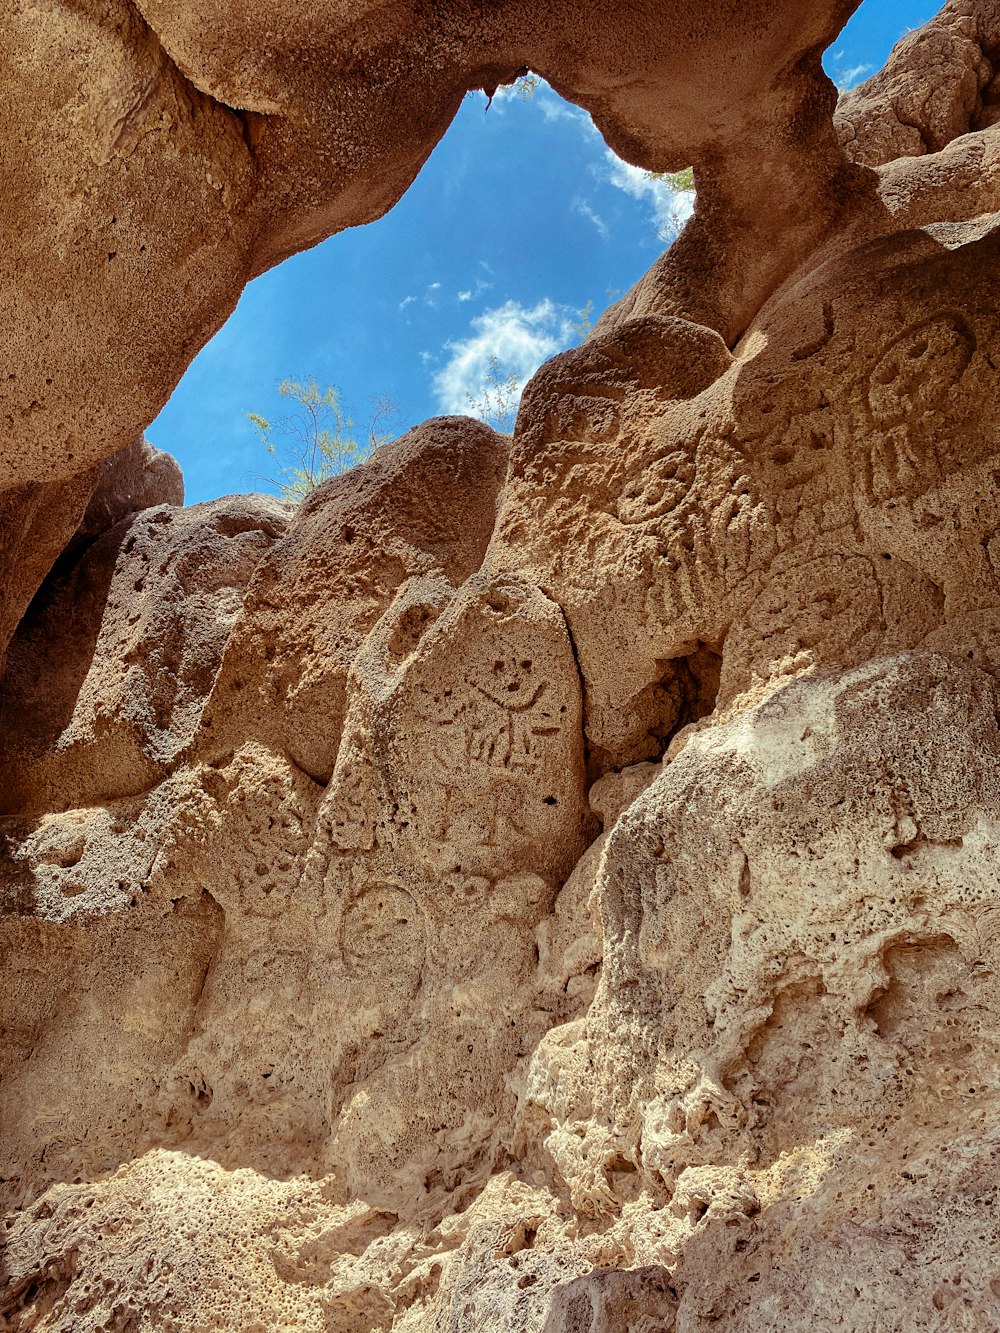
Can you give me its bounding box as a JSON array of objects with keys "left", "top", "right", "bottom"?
[
  {"left": 0, "top": 0, "right": 864, "bottom": 506},
  {"left": 0, "top": 495, "right": 287, "bottom": 817},
  {"left": 514, "top": 653, "right": 1000, "bottom": 1327},
  {"left": 0, "top": 442, "right": 182, "bottom": 684},
  {"left": 836, "top": 0, "right": 1000, "bottom": 165},
  {"left": 7, "top": 2, "right": 1000, "bottom": 1330},
  {"left": 201, "top": 416, "right": 509, "bottom": 784},
  {"left": 70, "top": 437, "right": 184, "bottom": 553},
  {"left": 0, "top": 475, "right": 98, "bottom": 676},
  {"left": 488, "top": 211, "right": 1000, "bottom": 772}
]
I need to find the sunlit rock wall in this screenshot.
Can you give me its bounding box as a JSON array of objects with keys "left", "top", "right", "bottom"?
[{"left": 3, "top": 0, "right": 1000, "bottom": 1328}]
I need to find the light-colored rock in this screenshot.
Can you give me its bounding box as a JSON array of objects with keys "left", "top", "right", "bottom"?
[
  {"left": 0, "top": 495, "right": 287, "bottom": 816},
  {"left": 201, "top": 415, "right": 509, "bottom": 783},
  {"left": 7, "top": 3, "right": 1000, "bottom": 1330},
  {"left": 515, "top": 654, "right": 1000, "bottom": 1328},
  {"left": 488, "top": 211, "right": 1000, "bottom": 772}
]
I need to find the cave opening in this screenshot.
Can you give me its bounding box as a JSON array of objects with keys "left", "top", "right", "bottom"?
[
  {"left": 146, "top": 79, "right": 693, "bottom": 506},
  {"left": 142, "top": 0, "right": 933, "bottom": 511}
]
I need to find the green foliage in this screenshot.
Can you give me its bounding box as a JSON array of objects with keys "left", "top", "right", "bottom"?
[
  {"left": 569, "top": 299, "right": 594, "bottom": 339},
  {"left": 512, "top": 71, "right": 541, "bottom": 100},
  {"left": 641, "top": 165, "right": 696, "bottom": 243},
  {"left": 249, "top": 379, "right": 396, "bottom": 503},
  {"left": 646, "top": 166, "right": 695, "bottom": 192},
  {"left": 465, "top": 354, "right": 521, "bottom": 435}
]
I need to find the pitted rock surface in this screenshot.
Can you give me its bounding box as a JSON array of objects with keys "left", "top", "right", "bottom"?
[{"left": 5, "top": 2, "right": 1000, "bottom": 1330}]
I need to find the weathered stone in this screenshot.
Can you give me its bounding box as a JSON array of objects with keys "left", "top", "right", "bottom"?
[
  {"left": 5, "top": 3, "right": 1000, "bottom": 1330},
  {"left": 0, "top": 495, "right": 286, "bottom": 816},
  {"left": 201, "top": 415, "right": 509, "bottom": 783},
  {"left": 71, "top": 437, "right": 184, "bottom": 552}
]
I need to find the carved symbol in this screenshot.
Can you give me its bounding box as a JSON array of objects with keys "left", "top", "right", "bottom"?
[
  {"left": 868, "top": 311, "right": 975, "bottom": 428},
  {"left": 867, "top": 311, "right": 977, "bottom": 501},
  {"left": 617, "top": 450, "right": 696, "bottom": 526},
  {"left": 339, "top": 883, "right": 425, "bottom": 992}
]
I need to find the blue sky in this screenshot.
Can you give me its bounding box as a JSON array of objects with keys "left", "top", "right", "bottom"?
[{"left": 149, "top": 0, "right": 941, "bottom": 504}]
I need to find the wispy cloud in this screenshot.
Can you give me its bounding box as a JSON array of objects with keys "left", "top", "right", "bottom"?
[
  {"left": 827, "top": 50, "right": 874, "bottom": 91},
  {"left": 399, "top": 294, "right": 416, "bottom": 312},
  {"left": 477, "top": 75, "right": 598, "bottom": 139},
  {"left": 520, "top": 82, "right": 691, "bottom": 244},
  {"left": 432, "top": 299, "right": 576, "bottom": 416},
  {"left": 603, "top": 150, "right": 695, "bottom": 241},
  {"left": 536, "top": 88, "right": 598, "bottom": 135},
  {"left": 457, "top": 290, "right": 473, "bottom": 302},
  {"left": 839, "top": 62, "right": 874, "bottom": 88},
  {"left": 572, "top": 196, "right": 609, "bottom": 240}
]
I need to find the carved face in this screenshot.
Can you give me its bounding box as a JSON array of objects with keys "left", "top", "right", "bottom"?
[{"left": 488, "top": 223, "right": 1000, "bottom": 762}]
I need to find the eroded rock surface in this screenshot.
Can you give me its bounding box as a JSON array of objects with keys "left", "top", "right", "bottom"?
[{"left": 4, "top": 1, "right": 1000, "bottom": 1329}]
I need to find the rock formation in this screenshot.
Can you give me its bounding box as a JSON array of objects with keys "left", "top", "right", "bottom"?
[{"left": 3, "top": 0, "right": 1000, "bottom": 1327}]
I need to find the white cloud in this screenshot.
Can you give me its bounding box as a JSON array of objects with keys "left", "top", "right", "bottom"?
[
  {"left": 603, "top": 150, "right": 695, "bottom": 241},
  {"left": 572, "top": 196, "right": 609, "bottom": 240},
  {"left": 399, "top": 295, "right": 416, "bottom": 311},
  {"left": 432, "top": 299, "right": 577, "bottom": 417},
  {"left": 457, "top": 290, "right": 473, "bottom": 302},
  {"left": 827, "top": 51, "right": 874, "bottom": 91},
  {"left": 536, "top": 88, "right": 598, "bottom": 136},
  {"left": 475, "top": 75, "right": 599, "bottom": 139},
  {"left": 840, "top": 62, "right": 874, "bottom": 88},
  {"left": 482, "top": 84, "right": 516, "bottom": 113}
]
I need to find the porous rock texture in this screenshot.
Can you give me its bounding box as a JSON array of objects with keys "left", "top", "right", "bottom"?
[{"left": 4, "top": 0, "right": 1000, "bottom": 1328}]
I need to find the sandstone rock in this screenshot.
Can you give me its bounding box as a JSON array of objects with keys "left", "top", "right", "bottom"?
[
  {"left": 0, "top": 475, "right": 98, "bottom": 676},
  {"left": 0, "top": 880, "right": 225, "bottom": 1213},
  {"left": 0, "top": 441, "right": 183, "bottom": 688},
  {"left": 836, "top": 0, "right": 1000, "bottom": 165},
  {"left": 124, "top": 567, "right": 589, "bottom": 1209},
  {"left": 2, "top": 1152, "right": 337, "bottom": 1330},
  {"left": 7, "top": 2, "right": 1000, "bottom": 1330},
  {"left": 514, "top": 654, "right": 1000, "bottom": 1327},
  {"left": 200, "top": 416, "right": 509, "bottom": 784},
  {"left": 0, "top": 495, "right": 287, "bottom": 817},
  {"left": 0, "top": 461, "right": 580, "bottom": 1226},
  {"left": 488, "top": 212, "right": 1000, "bottom": 773},
  {"left": 0, "top": 0, "right": 863, "bottom": 507},
  {"left": 71, "top": 437, "right": 184, "bottom": 553}
]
